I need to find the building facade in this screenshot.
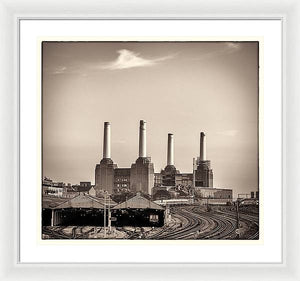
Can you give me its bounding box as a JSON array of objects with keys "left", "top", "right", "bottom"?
[
  {"left": 94, "top": 122, "right": 222, "bottom": 196},
  {"left": 42, "top": 177, "right": 64, "bottom": 197},
  {"left": 95, "top": 120, "right": 154, "bottom": 195},
  {"left": 154, "top": 131, "right": 213, "bottom": 189}
]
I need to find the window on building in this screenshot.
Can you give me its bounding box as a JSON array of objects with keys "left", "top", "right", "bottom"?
[{"left": 149, "top": 214, "right": 159, "bottom": 222}]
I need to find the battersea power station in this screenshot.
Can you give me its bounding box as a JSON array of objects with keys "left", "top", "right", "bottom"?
[{"left": 95, "top": 120, "right": 214, "bottom": 196}]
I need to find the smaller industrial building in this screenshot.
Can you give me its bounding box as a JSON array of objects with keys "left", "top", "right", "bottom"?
[
  {"left": 113, "top": 193, "right": 165, "bottom": 227},
  {"left": 42, "top": 193, "right": 165, "bottom": 227},
  {"left": 42, "top": 178, "right": 96, "bottom": 199},
  {"left": 42, "top": 193, "right": 117, "bottom": 226},
  {"left": 42, "top": 177, "right": 65, "bottom": 197},
  {"left": 194, "top": 187, "right": 233, "bottom": 205}
]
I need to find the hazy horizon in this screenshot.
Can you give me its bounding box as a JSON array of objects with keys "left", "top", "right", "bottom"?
[{"left": 42, "top": 41, "right": 259, "bottom": 197}]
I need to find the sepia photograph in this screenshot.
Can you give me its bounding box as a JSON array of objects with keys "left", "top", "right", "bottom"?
[{"left": 41, "top": 41, "right": 259, "bottom": 240}]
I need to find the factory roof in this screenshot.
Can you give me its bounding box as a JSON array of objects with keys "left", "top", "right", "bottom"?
[
  {"left": 113, "top": 193, "right": 164, "bottom": 210},
  {"left": 53, "top": 194, "right": 117, "bottom": 209},
  {"left": 42, "top": 195, "right": 69, "bottom": 209}
]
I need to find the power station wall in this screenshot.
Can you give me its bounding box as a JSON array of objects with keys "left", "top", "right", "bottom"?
[
  {"left": 95, "top": 158, "right": 213, "bottom": 194},
  {"left": 95, "top": 164, "right": 100, "bottom": 190},
  {"left": 114, "top": 168, "right": 131, "bottom": 193},
  {"left": 154, "top": 173, "right": 163, "bottom": 186},
  {"left": 195, "top": 160, "right": 213, "bottom": 187},
  {"left": 161, "top": 165, "right": 179, "bottom": 186},
  {"left": 95, "top": 159, "right": 154, "bottom": 195},
  {"left": 175, "top": 173, "right": 193, "bottom": 187},
  {"left": 130, "top": 157, "right": 154, "bottom": 195},
  {"left": 95, "top": 159, "right": 115, "bottom": 194}
]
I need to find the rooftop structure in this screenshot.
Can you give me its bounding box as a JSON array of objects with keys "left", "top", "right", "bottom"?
[{"left": 113, "top": 193, "right": 164, "bottom": 210}]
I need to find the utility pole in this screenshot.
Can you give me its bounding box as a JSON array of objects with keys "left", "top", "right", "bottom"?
[
  {"left": 206, "top": 197, "right": 209, "bottom": 211},
  {"left": 108, "top": 192, "right": 111, "bottom": 233},
  {"left": 236, "top": 198, "right": 240, "bottom": 239},
  {"left": 165, "top": 202, "right": 170, "bottom": 225},
  {"left": 192, "top": 158, "right": 196, "bottom": 197},
  {"left": 104, "top": 192, "right": 107, "bottom": 238}
]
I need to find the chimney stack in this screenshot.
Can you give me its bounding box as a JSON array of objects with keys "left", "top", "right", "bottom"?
[
  {"left": 103, "top": 122, "right": 111, "bottom": 159},
  {"left": 139, "top": 120, "right": 146, "bottom": 157},
  {"left": 167, "top": 133, "right": 174, "bottom": 166},
  {"left": 200, "top": 132, "right": 206, "bottom": 161}
]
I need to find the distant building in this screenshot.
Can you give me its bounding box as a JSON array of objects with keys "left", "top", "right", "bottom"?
[
  {"left": 195, "top": 187, "right": 232, "bottom": 199},
  {"left": 80, "top": 181, "right": 91, "bottom": 187},
  {"left": 175, "top": 173, "right": 193, "bottom": 187},
  {"left": 68, "top": 182, "right": 96, "bottom": 197},
  {"left": 250, "top": 191, "right": 259, "bottom": 199},
  {"left": 194, "top": 187, "right": 233, "bottom": 205},
  {"left": 42, "top": 177, "right": 64, "bottom": 197},
  {"left": 154, "top": 173, "right": 163, "bottom": 186}
]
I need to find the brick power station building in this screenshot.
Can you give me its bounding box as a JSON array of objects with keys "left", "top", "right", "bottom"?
[{"left": 95, "top": 120, "right": 217, "bottom": 196}]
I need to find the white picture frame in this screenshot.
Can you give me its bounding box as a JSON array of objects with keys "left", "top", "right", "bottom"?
[{"left": 0, "top": 0, "right": 298, "bottom": 280}]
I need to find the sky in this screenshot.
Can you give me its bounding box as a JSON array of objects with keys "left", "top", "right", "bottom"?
[{"left": 42, "top": 41, "right": 259, "bottom": 197}]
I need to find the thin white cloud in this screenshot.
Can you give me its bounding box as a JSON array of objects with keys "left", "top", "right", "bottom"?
[
  {"left": 48, "top": 65, "right": 86, "bottom": 76},
  {"left": 52, "top": 66, "right": 67, "bottom": 74},
  {"left": 224, "top": 42, "right": 241, "bottom": 53},
  {"left": 194, "top": 42, "right": 242, "bottom": 61},
  {"left": 101, "top": 49, "right": 175, "bottom": 70},
  {"left": 45, "top": 49, "right": 176, "bottom": 75},
  {"left": 217, "top": 130, "right": 239, "bottom": 137}
]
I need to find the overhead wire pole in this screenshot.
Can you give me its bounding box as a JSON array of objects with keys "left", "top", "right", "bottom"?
[
  {"left": 236, "top": 199, "right": 240, "bottom": 239},
  {"left": 108, "top": 192, "right": 111, "bottom": 233},
  {"left": 236, "top": 198, "right": 243, "bottom": 239},
  {"left": 193, "top": 158, "right": 196, "bottom": 197},
  {"left": 104, "top": 192, "right": 107, "bottom": 238}
]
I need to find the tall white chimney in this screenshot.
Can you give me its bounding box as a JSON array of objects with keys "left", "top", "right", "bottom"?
[
  {"left": 139, "top": 120, "right": 146, "bottom": 157},
  {"left": 200, "top": 132, "right": 206, "bottom": 161},
  {"left": 103, "top": 122, "right": 111, "bottom": 159},
  {"left": 167, "top": 133, "right": 174, "bottom": 166}
]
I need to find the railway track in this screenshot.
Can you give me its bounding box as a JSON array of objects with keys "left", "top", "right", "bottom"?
[
  {"left": 185, "top": 206, "right": 237, "bottom": 239},
  {"left": 192, "top": 208, "right": 235, "bottom": 237},
  {"left": 150, "top": 205, "right": 257, "bottom": 240},
  {"left": 149, "top": 207, "right": 203, "bottom": 239},
  {"left": 42, "top": 226, "right": 72, "bottom": 239},
  {"left": 42, "top": 226, "right": 97, "bottom": 239},
  {"left": 215, "top": 209, "right": 259, "bottom": 239}
]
